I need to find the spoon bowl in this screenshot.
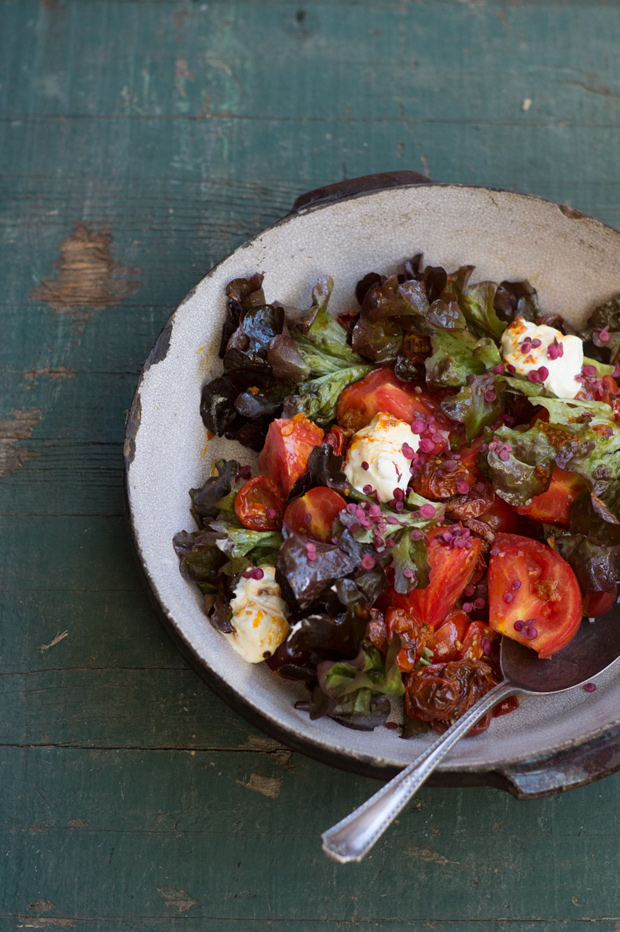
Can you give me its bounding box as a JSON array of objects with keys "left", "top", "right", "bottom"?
[{"left": 322, "top": 610, "right": 620, "bottom": 863}]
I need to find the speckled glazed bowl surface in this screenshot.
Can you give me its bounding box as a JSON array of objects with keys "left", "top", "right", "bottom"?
[{"left": 125, "top": 178, "right": 620, "bottom": 788}]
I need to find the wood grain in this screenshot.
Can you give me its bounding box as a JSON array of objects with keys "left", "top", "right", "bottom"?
[{"left": 4, "top": 0, "right": 620, "bottom": 927}]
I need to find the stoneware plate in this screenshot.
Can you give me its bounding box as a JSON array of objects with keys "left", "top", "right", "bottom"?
[{"left": 125, "top": 172, "right": 620, "bottom": 797}]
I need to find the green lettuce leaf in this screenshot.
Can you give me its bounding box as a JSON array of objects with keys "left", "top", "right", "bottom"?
[
  {"left": 425, "top": 330, "right": 501, "bottom": 387},
  {"left": 485, "top": 424, "right": 556, "bottom": 506}
]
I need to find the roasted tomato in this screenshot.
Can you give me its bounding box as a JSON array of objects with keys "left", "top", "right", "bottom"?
[
  {"left": 413, "top": 455, "right": 478, "bottom": 500},
  {"left": 488, "top": 533, "right": 582, "bottom": 658},
  {"left": 583, "top": 586, "right": 617, "bottom": 618},
  {"left": 234, "top": 475, "right": 284, "bottom": 531},
  {"left": 258, "top": 413, "right": 324, "bottom": 497},
  {"left": 336, "top": 367, "right": 450, "bottom": 435},
  {"left": 514, "top": 467, "right": 586, "bottom": 528},
  {"left": 459, "top": 621, "right": 494, "bottom": 662},
  {"left": 388, "top": 527, "right": 483, "bottom": 630},
  {"left": 323, "top": 424, "right": 349, "bottom": 457},
  {"left": 404, "top": 659, "right": 498, "bottom": 733},
  {"left": 477, "top": 495, "right": 521, "bottom": 535},
  {"left": 385, "top": 607, "right": 432, "bottom": 672},
  {"left": 428, "top": 609, "right": 471, "bottom": 663},
  {"left": 283, "top": 487, "right": 347, "bottom": 543}
]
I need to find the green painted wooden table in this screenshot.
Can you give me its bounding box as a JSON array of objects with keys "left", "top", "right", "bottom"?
[{"left": 3, "top": 0, "right": 620, "bottom": 928}]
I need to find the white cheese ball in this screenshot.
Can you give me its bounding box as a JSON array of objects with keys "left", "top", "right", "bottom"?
[
  {"left": 224, "top": 565, "right": 289, "bottom": 664},
  {"left": 500, "top": 316, "right": 583, "bottom": 399},
  {"left": 344, "top": 413, "right": 418, "bottom": 503}
]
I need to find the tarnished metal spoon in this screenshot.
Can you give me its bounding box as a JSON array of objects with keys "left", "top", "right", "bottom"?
[{"left": 322, "top": 611, "right": 620, "bottom": 863}]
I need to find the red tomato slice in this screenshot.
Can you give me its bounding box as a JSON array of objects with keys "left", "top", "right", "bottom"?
[
  {"left": 258, "top": 413, "right": 324, "bottom": 497},
  {"left": 428, "top": 609, "right": 471, "bottom": 663},
  {"left": 336, "top": 367, "right": 450, "bottom": 435},
  {"left": 234, "top": 475, "right": 283, "bottom": 531},
  {"left": 514, "top": 467, "right": 585, "bottom": 528},
  {"left": 583, "top": 586, "right": 617, "bottom": 618},
  {"left": 283, "top": 487, "right": 347, "bottom": 542},
  {"left": 388, "top": 527, "right": 483, "bottom": 630},
  {"left": 488, "top": 533, "right": 582, "bottom": 658}
]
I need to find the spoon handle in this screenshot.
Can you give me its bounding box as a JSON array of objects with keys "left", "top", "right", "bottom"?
[{"left": 322, "top": 680, "right": 518, "bottom": 863}]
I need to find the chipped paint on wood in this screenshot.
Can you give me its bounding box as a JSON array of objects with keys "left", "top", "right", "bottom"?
[
  {"left": 157, "top": 885, "right": 198, "bottom": 913},
  {"left": 17, "top": 920, "right": 76, "bottom": 929},
  {"left": 31, "top": 225, "right": 141, "bottom": 329},
  {"left": 26, "top": 901, "right": 54, "bottom": 914},
  {"left": 0, "top": 408, "right": 42, "bottom": 478},
  {"left": 237, "top": 734, "right": 294, "bottom": 769},
  {"left": 236, "top": 772, "right": 283, "bottom": 798},
  {"left": 38, "top": 630, "right": 69, "bottom": 653},
  {"left": 22, "top": 367, "right": 76, "bottom": 382}
]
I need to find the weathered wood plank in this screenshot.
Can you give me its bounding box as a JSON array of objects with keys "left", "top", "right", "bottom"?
[{"left": 2, "top": 746, "right": 620, "bottom": 924}]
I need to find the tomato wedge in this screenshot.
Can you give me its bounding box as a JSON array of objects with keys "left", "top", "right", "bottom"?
[
  {"left": 488, "top": 533, "right": 582, "bottom": 658},
  {"left": 514, "top": 467, "right": 585, "bottom": 527},
  {"left": 234, "top": 475, "right": 284, "bottom": 531},
  {"left": 258, "top": 413, "right": 324, "bottom": 497},
  {"left": 583, "top": 586, "right": 617, "bottom": 618},
  {"left": 388, "top": 527, "right": 483, "bottom": 629},
  {"left": 283, "top": 487, "right": 347, "bottom": 542},
  {"left": 336, "top": 367, "right": 450, "bottom": 435}
]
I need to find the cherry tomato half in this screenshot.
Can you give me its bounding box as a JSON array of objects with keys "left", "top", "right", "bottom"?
[
  {"left": 323, "top": 424, "right": 350, "bottom": 457},
  {"left": 488, "top": 533, "right": 582, "bottom": 658},
  {"left": 258, "top": 413, "right": 324, "bottom": 497},
  {"left": 283, "top": 487, "right": 347, "bottom": 543},
  {"left": 234, "top": 475, "right": 284, "bottom": 531},
  {"left": 388, "top": 527, "right": 483, "bottom": 630}
]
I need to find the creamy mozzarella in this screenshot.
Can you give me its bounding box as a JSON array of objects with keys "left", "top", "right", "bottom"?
[
  {"left": 223, "top": 565, "right": 289, "bottom": 664},
  {"left": 344, "top": 413, "right": 418, "bottom": 503},
  {"left": 500, "top": 316, "right": 583, "bottom": 399}
]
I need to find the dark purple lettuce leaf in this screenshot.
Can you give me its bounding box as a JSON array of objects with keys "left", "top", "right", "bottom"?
[
  {"left": 552, "top": 531, "right": 620, "bottom": 594},
  {"left": 172, "top": 529, "right": 227, "bottom": 593},
  {"left": 581, "top": 293, "right": 620, "bottom": 365},
  {"left": 287, "top": 443, "right": 350, "bottom": 501},
  {"left": 267, "top": 320, "right": 309, "bottom": 381},
  {"left": 276, "top": 529, "right": 362, "bottom": 608},
  {"left": 485, "top": 425, "right": 556, "bottom": 507},
  {"left": 493, "top": 278, "right": 540, "bottom": 325},
  {"left": 351, "top": 276, "right": 428, "bottom": 363},
  {"left": 223, "top": 304, "right": 285, "bottom": 378},
  {"left": 189, "top": 459, "right": 239, "bottom": 526},
  {"left": 234, "top": 382, "right": 291, "bottom": 419},
  {"left": 441, "top": 372, "right": 502, "bottom": 442},
  {"left": 219, "top": 274, "right": 265, "bottom": 356}
]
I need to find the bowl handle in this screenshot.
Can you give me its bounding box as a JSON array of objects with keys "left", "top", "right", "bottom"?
[
  {"left": 288, "top": 171, "right": 433, "bottom": 215},
  {"left": 494, "top": 722, "right": 620, "bottom": 799}
]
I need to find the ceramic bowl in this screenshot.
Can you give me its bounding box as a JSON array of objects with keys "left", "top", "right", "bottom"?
[{"left": 125, "top": 173, "right": 620, "bottom": 794}]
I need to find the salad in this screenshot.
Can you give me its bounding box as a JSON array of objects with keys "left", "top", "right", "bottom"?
[{"left": 173, "top": 256, "right": 620, "bottom": 736}]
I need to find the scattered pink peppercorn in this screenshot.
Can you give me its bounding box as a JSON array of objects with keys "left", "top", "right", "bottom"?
[
  {"left": 584, "top": 682, "right": 597, "bottom": 693},
  {"left": 265, "top": 507, "right": 277, "bottom": 520},
  {"left": 456, "top": 479, "right": 470, "bottom": 494},
  {"left": 361, "top": 555, "right": 376, "bottom": 570},
  {"left": 473, "top": 597, "right": 486, "bottom": 610},
  {"left": 419, "top": 504, "right": 436, "bottom": 519},
  {"left": 481, "top": 637, "right": 492, "bottom": 655},
  {"left": 462, "top": 602, "right": 473, "bottom": 613}
]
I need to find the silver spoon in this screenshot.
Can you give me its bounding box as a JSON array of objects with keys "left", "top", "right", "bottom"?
[{"left": 322, "top": 610, "right": 620, "bottom": 863}]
